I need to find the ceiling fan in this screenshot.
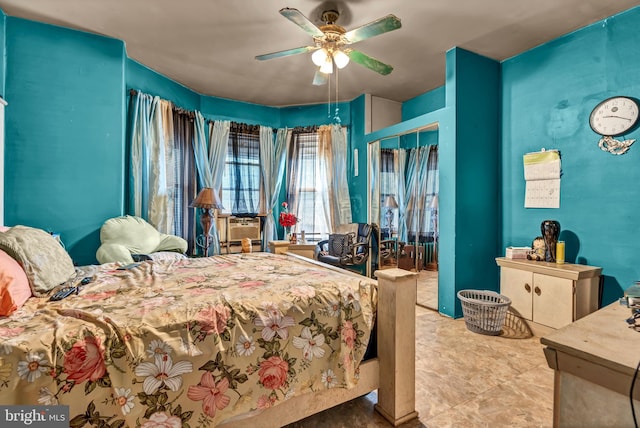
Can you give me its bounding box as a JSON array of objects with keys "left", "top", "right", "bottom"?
[{"left": 255, "top": 7, "right": 401, "bottom": 85}]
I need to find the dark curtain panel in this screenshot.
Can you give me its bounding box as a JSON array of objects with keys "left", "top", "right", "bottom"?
[
  {"left": 224, "top": 123, "right": 261, "bottom": 215},
  {"left": 173, "top": 109, "right": 198, "bottom": 255},
  {"left": 381, "top": 149, "right": 395, "bottom": 173}
]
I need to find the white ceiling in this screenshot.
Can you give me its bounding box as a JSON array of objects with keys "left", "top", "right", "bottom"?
[{"left": 0, "top": 0, "right": 638, "bottom": 107}]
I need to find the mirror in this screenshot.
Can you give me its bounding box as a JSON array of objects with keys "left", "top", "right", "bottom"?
[{"left": 368, "top": 124, "right": 439, "bottom": 308}]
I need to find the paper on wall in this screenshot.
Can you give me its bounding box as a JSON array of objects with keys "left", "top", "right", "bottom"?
[{"left": 523, "top": 150, "right": 561, "bottom": 208}]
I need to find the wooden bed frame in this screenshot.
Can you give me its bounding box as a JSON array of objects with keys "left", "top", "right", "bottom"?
[{"left": 220, "top": 253, "right": 418, "bottom": 427}]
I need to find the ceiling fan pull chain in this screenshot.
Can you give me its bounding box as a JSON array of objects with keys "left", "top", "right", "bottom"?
[
  {"left": 334, "top": 67, "right": 341, "bottom": 124},
  {"left": 327, "top": 66, "right": 332, "bottom": 120}
]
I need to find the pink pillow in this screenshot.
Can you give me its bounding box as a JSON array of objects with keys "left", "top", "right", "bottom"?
[
  {"left": 0, "top": 249, "right": 31, "bottom": 316},
  {"left": 0, "top": 226, "right": 9, "bottom": 232}
]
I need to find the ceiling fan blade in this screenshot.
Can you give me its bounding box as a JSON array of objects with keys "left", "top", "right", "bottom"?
[
  {"left": 312, "top": 69, "right": 329, "bottom": 86},
  {"left": 347, "top": 49, "right": 394, "bottom": 75},
  {"left": 255, "top": 45, "right": 317, "bottom": 61},
  {"left": 344, "top": 14, "right": 401, "bottom": 44},
  {"left": 279, "top": 8, "right": 325, "bottom": 38}
]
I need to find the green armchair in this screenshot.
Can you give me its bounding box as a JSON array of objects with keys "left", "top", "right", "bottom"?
[{"left": 96, "top": 215, "right": 188, "bottom": 264}]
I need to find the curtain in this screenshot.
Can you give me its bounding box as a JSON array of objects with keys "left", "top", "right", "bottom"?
[
  {"left": 401, "top": 145, "right": 439, "bottom": 242},
  {"left": 316, "top": 126, "right": 334, "bottom": 232},
  {"left": 260, "top": 127, "right": 287, "bottom": 250},
  {"left": 129, "top": 92, "right": 176, "bottom": 234},
  {"left": 396, "top": 149, "right": 407, "bottom": 242},
  {"left": 414, "top": 146, "right": 430, "bottom": 239},
  {"left": 191, "top": 113, "right": 230, "bottom": 255},
  {"left": 400, "top": 148, "right": 416, "bottom": 243},
  {"left": 329, "top": 124, "right": 352, "bottom": 226},
  {"left": 173, "top": 109, "right": 197, "bottom": 254},
  {"left": 129, "top": 93, "right": 152, "bottom": 219},
  {"left": 148, "top": 100, "right": 175, "bottom": 234},
  {"left": 423, "top": 145, "right": 439, "bottom": 237},
  {"left": 380, "top": 148, "right": 398, "bottom": 237}
]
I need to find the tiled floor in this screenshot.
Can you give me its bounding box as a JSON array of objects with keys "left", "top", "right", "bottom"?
[
  {"left": 416, "top": 269, "right": 438, "bottom": 310},
  {"left": 288, "top": 305, "right": 554, "bottom": 427}
]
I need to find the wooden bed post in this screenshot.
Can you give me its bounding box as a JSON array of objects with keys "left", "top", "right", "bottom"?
[{"left": 374, "top": 268, "right": 419, "bottom": 426}]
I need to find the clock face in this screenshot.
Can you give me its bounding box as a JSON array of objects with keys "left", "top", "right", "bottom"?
[{"left": 589, "top": 96, "right": 639, "bottom": 136}]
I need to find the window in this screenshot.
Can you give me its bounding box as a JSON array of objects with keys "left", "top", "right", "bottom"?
[
  {"left": 221, "top": 126, "right": 261, "bottom": 215},
  {"left": 286, "top": 130, "right": 330, "bottom": 242}
]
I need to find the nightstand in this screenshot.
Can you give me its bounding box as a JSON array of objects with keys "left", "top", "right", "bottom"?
[{"left": 268, "top": 241, "right": 317, "bottom": 260}]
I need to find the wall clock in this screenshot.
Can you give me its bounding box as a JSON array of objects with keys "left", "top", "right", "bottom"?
[{"left": 589, "top": 96, "right": 639, "bottom": 155}]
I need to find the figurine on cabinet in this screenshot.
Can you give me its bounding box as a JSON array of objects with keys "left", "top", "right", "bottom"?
[{"left": 527, "top": 236, "right": 546, "bottom": 261}]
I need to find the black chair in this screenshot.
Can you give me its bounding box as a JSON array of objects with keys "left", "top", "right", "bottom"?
[{"left": 315, "top": 223, "right": 373, "bottom": 271}]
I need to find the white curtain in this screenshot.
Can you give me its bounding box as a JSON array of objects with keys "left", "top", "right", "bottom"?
[
  {"left": 191, "top": 113, "right": 230, "bottom": 255},
  {"left": 129, "top": 92, "right": 175, "bottom": 234},
  {"left": 260, "top": 127, "right": 287, "bottom": 250},
  {"left": 317, "top": 125, "right": 352, "bottom": 231},
  {"left": 330, "top": 124, "right": 352, "bottom": 226},
  {"left": 316, "top": 126, "right": 334, "bottom": 232}
]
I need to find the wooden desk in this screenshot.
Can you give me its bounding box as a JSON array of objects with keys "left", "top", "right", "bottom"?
[{"left": 541, "top": 303, "right": 640, "bottom": 427}]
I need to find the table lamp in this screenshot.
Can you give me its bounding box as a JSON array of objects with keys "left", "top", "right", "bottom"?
[
  {"left": 383, "top": 195, "right": 399, "bottom": 235},
  {"left": 190, "top": 187, "right": 224, "bottom": 256}
]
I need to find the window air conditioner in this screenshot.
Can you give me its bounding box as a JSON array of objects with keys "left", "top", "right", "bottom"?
[{"left": 228, "top": 217, "right": 261, "bottom": 241}]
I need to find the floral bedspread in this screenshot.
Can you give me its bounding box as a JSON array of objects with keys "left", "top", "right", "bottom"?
[{"left": 0, "top": 252, "right": 378, "bottom": 427}]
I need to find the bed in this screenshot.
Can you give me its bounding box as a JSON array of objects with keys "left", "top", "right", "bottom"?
[{"left": 0, "top": 230, "right": 417, "bottom": 427}]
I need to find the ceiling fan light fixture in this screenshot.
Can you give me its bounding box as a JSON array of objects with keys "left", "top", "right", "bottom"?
[
  {"left": 311, "top": 48, "right": 329, "bottom": 66},
  {"left": 333, "top": 49, "right": 350, "bottom": 69},
  {"left": 320, "top": 58, "right": 333, "bottom": 74}
]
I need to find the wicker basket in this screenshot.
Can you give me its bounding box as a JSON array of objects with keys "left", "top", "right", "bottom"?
[{"left": 457, "top": 289, "right": 512, "bottom": 336}]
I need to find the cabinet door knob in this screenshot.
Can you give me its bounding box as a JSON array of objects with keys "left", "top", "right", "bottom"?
[
  {"left": 524, "top": 283, "right": 531, "bottom": 293},
  {"left": 534, "top": 286, "right": 541, "bottom": 296}
]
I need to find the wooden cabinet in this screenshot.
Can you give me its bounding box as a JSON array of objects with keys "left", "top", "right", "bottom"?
[
  {"left": 268, "top": 241, "right": 316, "bottom": 259},
  {"left": 495, "top": 257, "right": 601, "bottom": 330}
]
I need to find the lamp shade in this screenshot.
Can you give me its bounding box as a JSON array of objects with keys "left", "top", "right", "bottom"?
[
  {"left": 319, "top": 58, "right": 333, "bottom": 74},
  {"left": 312, "top": 48, "right": 329, "bottom": 66},
  {"left": 333, "top": 50, "right": 350, "bottom": 69},
  {"left": 383, "top": 195, "right": 399, "bottom": 209},
  {"left": 428, "top": 195, "right": 439, "bottom": 210},
  {"left": 190, "top": 187, "right": 224, "bottom": 210}
]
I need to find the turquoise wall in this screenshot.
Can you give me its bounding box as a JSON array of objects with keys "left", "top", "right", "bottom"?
[
  {"left": 443, "top": 48, "right": 500, "bottom": 317},
  {"left": 501, "top": 6, "right": 640, "bottom": 306},
  {"left": 4, "top": 17, "right": 125, "bottom": 265},
  {"left": 126, "top": 59, "right": 200, "bottom": 111},
  {"left": 349, "top": 94, "right": 367, "bottom": 223},
  {"left": 280, "top": 102, "right": 351, "bottom": 128},
  {"left": 0, "top": 10, "right": 5, "bottom": 97},
  {"left": 402, "top": 85, "right": 445, "bottom": 121}
]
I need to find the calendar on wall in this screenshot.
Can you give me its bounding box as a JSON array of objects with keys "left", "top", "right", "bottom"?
[{"left": 523, "top": 149, "right": 561, "bottom": 208}]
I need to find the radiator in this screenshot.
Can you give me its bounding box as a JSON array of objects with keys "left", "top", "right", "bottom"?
[{"left": 228, "top": 217, "right": 261, "bottom": 241}]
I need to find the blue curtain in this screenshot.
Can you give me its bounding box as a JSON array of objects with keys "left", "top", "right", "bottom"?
[
  {"left": 191, "top": 113, "right": 230, "bottom": 255},
  {"left": 260, "top": 127, "right": 287, "bottom": 250},
  {"left": 129, "top": 92, "right": 175, "bottom": 234}
]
